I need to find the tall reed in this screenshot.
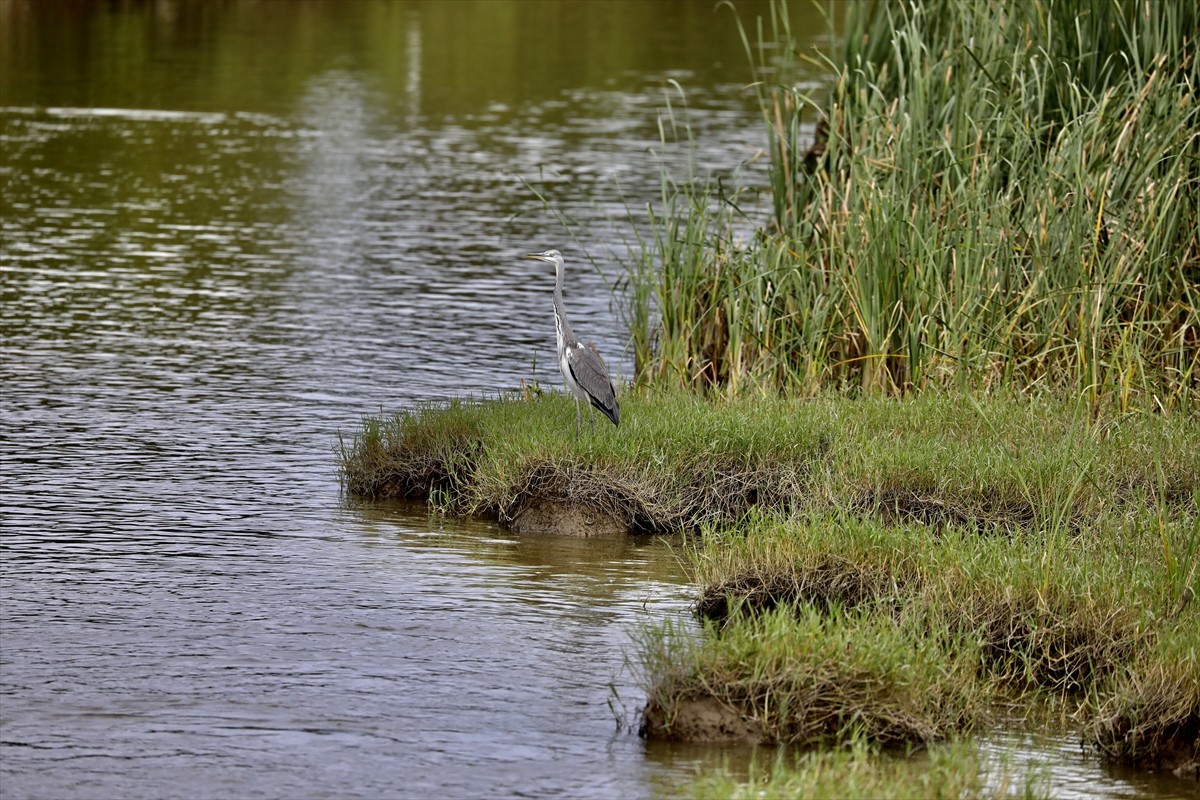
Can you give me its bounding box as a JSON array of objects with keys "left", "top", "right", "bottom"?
[{"left": 629, "top": 0, "right": 1198, "bottom": 407}]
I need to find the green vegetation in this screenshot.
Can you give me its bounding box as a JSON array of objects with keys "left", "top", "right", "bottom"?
[
  {"left": 639, "top": 498, "right": 1197, "bottom": 756},
  {"left": 340, "top": 0, "right": 1199, "bottom": 792},
  {"left": 341, "top": 390, "right": 820, "bottom": 533},
  {"left": 616, "top": 0, "right": 1199, "bottom": 787},
  {"left": 627, "top": 0, "right": 1197, "bottom": 407},
  {"left": 340, "top": 390, "right": 1198, "bottom": 775},
  {"left": 341, "top": 391, "right": 1196, "bottom": 539},
  {"left": 639, "top": 603, "right": 991, "bottom": 746}
]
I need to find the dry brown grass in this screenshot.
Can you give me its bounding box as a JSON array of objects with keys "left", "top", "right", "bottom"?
[
  {"left": 488, "top": 456, "right": 806, "bottom": 534},
  {"left": 1087, "top": 634, "right": 1200, "bottom": 772}
]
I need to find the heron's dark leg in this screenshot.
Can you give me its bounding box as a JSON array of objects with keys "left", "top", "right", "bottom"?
[
  {"left": 589, "top": 407, "right": 595, "bottom": 434},
  {"left": 574, "top": 397, "right": 582, "bottom": 438}
]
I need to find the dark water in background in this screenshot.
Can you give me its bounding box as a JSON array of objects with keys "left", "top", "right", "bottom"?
[{"left": 1, "top": 2, "right": 1193, "bottom": 798}]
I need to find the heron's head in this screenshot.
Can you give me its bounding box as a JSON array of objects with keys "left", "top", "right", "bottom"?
[{"left": 524, "top": 249, "right": 563, "bottom": 266}]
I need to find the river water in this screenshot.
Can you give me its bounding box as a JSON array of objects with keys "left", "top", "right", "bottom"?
[{"left": 0, "top": 2, "right": 1193, "bottom": 798}]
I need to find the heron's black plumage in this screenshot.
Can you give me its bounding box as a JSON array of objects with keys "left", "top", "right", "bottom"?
[{"left": 567, "top": 350, "right": 619, "bottom": 425}]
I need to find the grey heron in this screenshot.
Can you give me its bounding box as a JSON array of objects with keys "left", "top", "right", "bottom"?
[{"left": 524, "top": 249, "right": 620, "bottom": 436}]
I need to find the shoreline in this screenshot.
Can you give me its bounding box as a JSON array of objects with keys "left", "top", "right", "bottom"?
[{"left": 339, "top": 390, "right": 1198, "bottom": 780}]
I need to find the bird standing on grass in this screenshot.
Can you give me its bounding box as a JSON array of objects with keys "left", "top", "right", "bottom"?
[{"left": 524, "top": 249, "right": 620, "bottom": 436}]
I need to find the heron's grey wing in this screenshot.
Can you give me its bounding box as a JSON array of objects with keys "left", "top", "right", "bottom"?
[{"left": 565, "top": 344, "right": 620, "bottom": 425}]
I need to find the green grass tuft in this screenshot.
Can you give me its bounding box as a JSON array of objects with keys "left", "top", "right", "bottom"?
[
  {"left": 341, "top": 390, "right": 1197, "bottom": 535},
  {"left": 338, "top": 399, "right": 484, "bottom": 505},
  {"left": 638, "top": 603, "right": 991, "bottom": 747}
]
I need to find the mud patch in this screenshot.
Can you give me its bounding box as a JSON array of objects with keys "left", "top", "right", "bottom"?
[
  {"left": 640, "top": 697, "right": 761, "bottom": 743},
  {"left": 511, "top": 499, "right": 629, "bottom": 537}
]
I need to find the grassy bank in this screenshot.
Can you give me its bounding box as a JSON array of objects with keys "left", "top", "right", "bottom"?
[
  {"left": 340, "top": 390, "right": 1198, "bottom": 774},
  {"left": 638, "top": 507, "right": 1198, "bottom": 762},
  {"left": 340, "top": 391, "right": 1196, "bottom": 537},
  {"left": 626, "top": 0, "right": 1197, "bottom": 406}
]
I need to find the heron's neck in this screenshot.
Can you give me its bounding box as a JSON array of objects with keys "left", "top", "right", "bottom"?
[{"left": 552, "top": 286, "right": 571, "bottom": 353}]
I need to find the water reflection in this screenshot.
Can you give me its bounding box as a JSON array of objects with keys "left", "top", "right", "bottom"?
[{"left": 978, "top": 732, "right": 1199, "bottom": 800}]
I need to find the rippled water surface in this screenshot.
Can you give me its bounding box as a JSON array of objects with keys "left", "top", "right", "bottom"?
[
  {"left": 2, "top": 3, "right": 1192, "bottom": 799},
  {"left": 0, "top": 2, "right": 783, "bottom": 797},
  {"left": 3, "top": 505, "right": 697, "bottom": 799}
]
